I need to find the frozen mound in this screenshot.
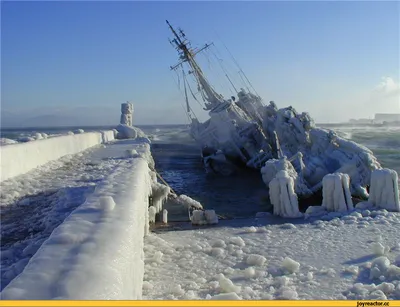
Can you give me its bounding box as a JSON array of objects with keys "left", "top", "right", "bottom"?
[
  {"left": 261, "top": 102, "right": 381, "bottom": 198},
  {"left": 0, "top": 138, "right": 18, "bottom": 145},
  {"left": 369, "top": 169, "right": 399, "bottom": 212},
  {"left": 116, "top": 124, "right": 147, "bottom": 140},
  {"left": 269, "top": 170, "right": 303, "bottom": 218},
  {"left": 322, "top": 173, "right": 354, "bottom": 212},
  {"left": 191, "top": 209, "right": 218, "bottom": 225}
]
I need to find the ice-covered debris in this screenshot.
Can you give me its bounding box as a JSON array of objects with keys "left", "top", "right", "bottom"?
[
  {"left": 261, "top": 157, "right": 311, "bottom": 196},
  {"left": 281, "top": 257, "right": 300, "bottom": 274},
  {"left": 208, "top": 292, "right": 241, "bottom": 300},
  {"left": 99, "top": 196, "right": 116, "bottom": 212},
  {"left": 162, "top": 209, "right": 168, "bottom": 224},
  {"left": 73, "top": 129, "right": 84, "bottom": 134},
  {"left": 151, "top": 182, "right": 170, "bottom": 212},
  {"left": 322, "top": 173, "right": 354, "bottom": 212},
  {"left": 246, "top": 254, "right": 267, "bottom": 266},
  {"left": 0, "top": 138, "right": 18, "bottom": 145},
  {"left": 269, "top": 170, "right": 303, "bottom": 218},
  {"left": 191, "top": 209, "right": 218, "bottom": 225},
  {"left": 174, "top": 194, "right": 203, "bottom": 210},
  {"left": 67, "top": 131, "right": 74, "bottom": 135},
  {"left": 369, "top": 169, "right": 399, "bottom": 212},
  {"left": 217, "top": 273, "right": 241, "bottom": 293},
  {"left": 148, "top": 206, "right": 156, "bottom": 223}
]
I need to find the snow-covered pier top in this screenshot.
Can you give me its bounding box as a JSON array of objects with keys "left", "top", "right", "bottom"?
[
  {"left": 0, "top": 130, "right": 116, "bottom": 182},
  {"left": 1, "top": 135, "right": 169, "bottom": 299}
]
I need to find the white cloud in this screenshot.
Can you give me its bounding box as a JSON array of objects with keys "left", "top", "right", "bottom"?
[{"left": 374, "top": 76, "right": 400, "bottom": 97}]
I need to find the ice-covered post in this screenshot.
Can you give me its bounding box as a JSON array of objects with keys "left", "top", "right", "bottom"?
[
  {"left": 120, "top": 102, "right": 133, "bottom": 126},
  {"left": 322, "top": 173, "right": 353, "bottom": 212},
  {"left": 369, "top": 169, "right": 399, "bottom": 212},
  {"left": 269, "top": 170, "right": 303, "bottom": 218}
]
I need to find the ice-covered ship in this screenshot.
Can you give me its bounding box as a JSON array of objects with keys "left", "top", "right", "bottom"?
[{"left": 166, "top": 20, "right": 381, "bottom": 199}]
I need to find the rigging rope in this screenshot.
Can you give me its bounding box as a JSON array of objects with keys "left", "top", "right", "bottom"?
[{"left": 213, "top": 31, "right": 261, "bottom": 97}]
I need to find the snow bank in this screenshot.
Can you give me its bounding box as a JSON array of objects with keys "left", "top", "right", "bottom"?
[
  {"left": 1, "top": 139, "right": 166, "bottom": 300},
  {"left": 322, "top": 173, "right": 354, "bottom": 212},
  {"left": 0, "top": 130, "right": 115, "bottom": 182},
  {"left": 269, "top": 170, "right": 303, "bottom": 218},
  {"left": 369, "top": 169, "right": 399, "bottom": 212}
]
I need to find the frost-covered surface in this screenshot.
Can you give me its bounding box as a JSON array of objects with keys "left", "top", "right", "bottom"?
[
  {"left": 269, "top": 170, "right": 302, "bottom": 218},
  {"left": 369, "top": 168, "right": 399, "bottom": 212},
  {"left": 116, "top": 124, "right": 147, "bottom": 140},
  {"left": 0, "top": 130, "right": 115, "bottom": 182},
  {"left": 322, "top": 173, "right": 354, "bottom": 212},
  {"left": 143, "top": 210, "right": 400, "bottom": 300},
  {"left": 1, "top": 138, "right": 160, "bottom": 299}
]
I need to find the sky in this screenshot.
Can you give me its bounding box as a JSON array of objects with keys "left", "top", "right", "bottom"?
[{"left": 1, "top": 0, "right": 399, "bottom": 126}]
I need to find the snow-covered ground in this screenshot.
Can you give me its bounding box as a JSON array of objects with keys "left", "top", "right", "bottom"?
[
  {"left": 143, "top": 211, "right": 400, "bottom": 300},
  {"left": 1, "top": 137, "right": 156, "bottom": 298}
]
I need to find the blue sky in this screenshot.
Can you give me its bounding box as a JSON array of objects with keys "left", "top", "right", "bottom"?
[{"left": 1, "top": 1, "right": 399, "bottom": 126}]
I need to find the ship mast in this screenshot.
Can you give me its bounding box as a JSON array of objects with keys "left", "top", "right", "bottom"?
[{"left": 166, "top": 20, "right": 224, "bottom": 111}]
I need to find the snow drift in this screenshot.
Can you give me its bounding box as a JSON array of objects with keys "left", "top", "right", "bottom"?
[{"left": 0, "top": 130, "right": 115, "bottom": 182}]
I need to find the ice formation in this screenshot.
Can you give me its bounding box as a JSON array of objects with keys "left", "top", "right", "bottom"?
[
  {"left": 369, "top": 169, "right": 399, "bottom": 212},
  {"left": 269, "top": 170, "right": 303, "bottom": 218},
  {"left": 162, "top": 209, "right": 168, "bottom": 224},
  {"left": 191, "top": 209, "right": 218, "bottom": 225},
  {"left": 322, "top": 173, "right": 354, "bottom": 212},
  {"left": 120, "top": 102, "right": 133, "bottom": 126}
]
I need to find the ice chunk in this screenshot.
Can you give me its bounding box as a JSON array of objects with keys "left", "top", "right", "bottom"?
[
  {"left": 229, "top": 237, "right": 245, "bottom": 247},
  {"left": 369, "top": 169, "right": 399, "bottom": 212},
  {"left": 244, "top": 267, "right": 256, "bottom": 279},
  {"left": 73, "top": 129, "right": 84, "bottom": 134},
  {"left": 269, "top": 170, "right": 303, "bottom": 218},
  {"left": 281, "top": 257, "right": 300, "bottom": 274},
  {"left": 217, "top": 274, "right": 241, "bottom": 293},
  {"left": 99, "top": 196, "right": 116, "bottom": 212},
  {"left": 370, "top": 257, "right": 391, "bottom": 279},
  {"left": 372, "top": 242, "right": 388, "bottom": 256},
  {"left": 322, "top": 173, "right": 354, "bottom": 212},
  {"left": 246, "top": 254, "right": 267, "bottom": 266}
]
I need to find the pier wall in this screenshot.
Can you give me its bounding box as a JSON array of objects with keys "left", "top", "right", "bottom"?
[
  {"left": 1, "top": 140, "right": 158, "bottom": 299},
  {"left": 0, "top": 130, "right": 115, "bottom": 182}
]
